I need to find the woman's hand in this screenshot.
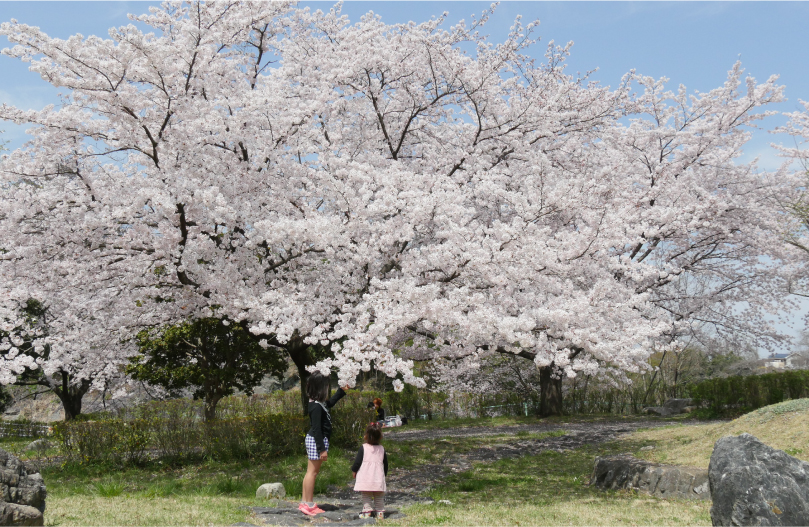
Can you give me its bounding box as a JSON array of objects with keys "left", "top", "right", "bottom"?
[
  {"left": 352, "top": 472, "right": 357, "bottom": 478},
  {"left": 342, "top": 385, "right": 351, "bottom": 391},
  {"left": 320, "top": 451, "right": 328, "bottom": 461}
]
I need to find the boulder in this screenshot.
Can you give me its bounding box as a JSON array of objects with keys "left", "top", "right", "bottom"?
[
  {"left": 0, "top": 503, "right": 44, "bottom": 526},
  {"left": 663, "top": 398, "right": 695, "bottom": 413},
  {"left": 591, "top": 455, "right": 709, "bottom": 500},
  {"left": 709, "top": 433, "right": 809, "bottom": 526},
  {"left": 644, "top": 398, "right": 695, "bottom": 416},
  {"left": 23, "top": 440, "right": 52, "bottom": 453},
  {"left": 256, "top": 482, "right": 286, "bottom": 500},
  {"left": 0, "top": 448, "right": 46, "bottom": 526}
]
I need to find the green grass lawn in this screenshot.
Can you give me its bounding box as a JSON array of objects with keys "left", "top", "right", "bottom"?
[
  {"left": 0, "top": 416, "right": 710, "bottom": 526},
  {"left": 39, "top": 449, "right": 353, "bottom": 526},
  {"left": 386, "top": 441, "right": 709, "bottom": 526},
  {"left": 4, "top": 415, "right": 715, "bottom": 526}
]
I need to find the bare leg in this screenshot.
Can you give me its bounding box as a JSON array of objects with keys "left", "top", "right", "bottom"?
[{"left": 302, "top": 459, "right": 322, "bottom": 503}]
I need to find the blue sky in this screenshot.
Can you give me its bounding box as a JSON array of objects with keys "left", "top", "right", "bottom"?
[{"left": 1, "top": 1, "right": 808, "bottom": 352}]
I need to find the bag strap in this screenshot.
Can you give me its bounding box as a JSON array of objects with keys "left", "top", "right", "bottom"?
[{"left": 317, "top": 401, "right": 331, "bottom": 423}]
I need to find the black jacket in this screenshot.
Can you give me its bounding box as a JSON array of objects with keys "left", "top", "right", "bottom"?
[
  {"left": 307, "top": 387, "right": 346, "bottom": 454},
  {"left": 375, "top": 406, "right": 385, "bottom": 421},
  {"left": 351, "top": 445, "right": 388, "bottom": 476}
]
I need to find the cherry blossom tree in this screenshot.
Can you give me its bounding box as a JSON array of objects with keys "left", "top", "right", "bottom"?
[
  {"left": 774, "top": 100, "right": 809, "bottom": 295},
  {"left": 0, "top": 2, "right": 799, "bottom": 417},
  {"left": 0, "top": 160, "right": 157, "bottom": 419}
]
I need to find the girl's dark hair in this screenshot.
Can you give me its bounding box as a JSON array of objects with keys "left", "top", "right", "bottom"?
[
  {"left": 364, "top": 422, "right": 383, "bottom": 445},
  {"left": 306, "top": 372, "right": 330, "bottom": 403}
]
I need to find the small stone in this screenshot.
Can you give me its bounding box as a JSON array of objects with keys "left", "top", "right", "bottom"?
[
  {"left": 437, "top": 499, "right": 453, "bottom": 505},
  {"left": 640, "top": 445, "right": 655, "bottom": 451},
  {"left": 319, "top": 511, "right": 347, "bottom": 521},
  {"left": 256, "top": 483, "right": 286, "bottom": 500},
  {"left": 644, "top": 406, "right": 673, "bottom": 417}
]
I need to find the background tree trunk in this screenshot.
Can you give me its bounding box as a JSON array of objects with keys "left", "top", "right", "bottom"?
[
  {"left": 203, "top": 391, "right": 222, "bottom": 421},
  {"left": 51, "top": 374, "right": 91, "bottom": 421},
  {"left": 539, "top": 365, "right": 563, "bottom": 417},
  {"left": 287, "top": 340, "right": 316, "bottom": 416}
]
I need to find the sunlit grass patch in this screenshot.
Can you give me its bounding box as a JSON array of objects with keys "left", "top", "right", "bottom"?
[
  {"left": 389, "top": 444, "right": 710, "bottom": 526},
  {"left": 631, "top": 398, "right": 809, "bottom": 468}
]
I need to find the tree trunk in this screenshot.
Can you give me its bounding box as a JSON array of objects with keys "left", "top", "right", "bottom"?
[
  {"left": 52, "top": 374, "right": 91, "bottom": 421},
  {"left": 203, "top": 393, "right": 221, "bottom": 422},
  {"left": 287, "top": 340, "right": 316, "bottom": 416},
  {"left": 538, "top": 365, "right": 563, "bottom": 417}
]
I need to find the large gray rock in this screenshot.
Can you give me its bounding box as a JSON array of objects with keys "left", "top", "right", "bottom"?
[
  {"left": 256, "top": 483, "right": 286, "bottom": 500},
  {"left": 644, "top": 398, "right": 696, "bottom": 417},
  {"left": 0, "top": 503, "right": 44, "bottom": 526},
  {"left": 591, "top": 455, "right": 709, "bottom": 500},
  {"left": 709, "top": 433, "right": 809, "bottom": 526},
  {"left": 0, "top": 448, "right": 46, "bottom": 526},
  {"left": 23, "top": 440, "right": 52, "bottom": 453}
]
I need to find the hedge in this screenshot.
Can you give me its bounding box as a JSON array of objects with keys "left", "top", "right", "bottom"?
[
  {"left": 53, "top": 391, "right": 375, "bottom": 465},
  {"left": 689, "top": 369, "right": 809, "bottom": 416}
]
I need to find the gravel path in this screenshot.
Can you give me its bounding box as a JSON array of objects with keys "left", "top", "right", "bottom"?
[
  {"left": 383, "top": 418, "right": 675, "bottom": 442},
  {"left": 249, "top": 418, "right": 707, "bottom": 526},
  {"left": 384, "top": 419, "right": 681, "bottom": 493}
]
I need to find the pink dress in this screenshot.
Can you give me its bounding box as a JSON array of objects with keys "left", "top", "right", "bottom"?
[{"left": 353, "top": 444, "right": 387, "bottom": 492}]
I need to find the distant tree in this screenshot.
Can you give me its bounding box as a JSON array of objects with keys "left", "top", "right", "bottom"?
[
  {"left": 128, "top": 317, "right": 287, "bottom": 420},
  {"left": 0, "top": 298, "right": 133, "bottom": 421}
]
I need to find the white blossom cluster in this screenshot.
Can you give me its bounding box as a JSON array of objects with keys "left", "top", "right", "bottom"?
[{"left": 0, "top": 2, "right": 802, "bottom": 394}]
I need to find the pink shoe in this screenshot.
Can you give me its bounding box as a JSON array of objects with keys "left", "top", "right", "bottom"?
[
  {"left": 310, "top": 504, "right": 325, "bottom": 514},
  {"left": 298, "top": 503, "right": 316, "bottom": 516}
]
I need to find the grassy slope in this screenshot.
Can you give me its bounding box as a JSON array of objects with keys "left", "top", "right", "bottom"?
[{"left": 631, "top": 398, "right": 809, "bottom": 468}]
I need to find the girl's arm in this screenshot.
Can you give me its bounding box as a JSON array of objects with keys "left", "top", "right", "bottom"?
[
  {"left": 383, "top": 451, "right": 388, "bottom": 476},
  {"left": 326, "top": 386, "right": 349, "bottom": 409},
  {"left": 350, "top": 446, "right": 364, "bottom": 473}
]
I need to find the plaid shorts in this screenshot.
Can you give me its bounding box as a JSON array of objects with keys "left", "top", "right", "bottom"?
[{"left": 304, "top": 434, "right": 329, "bottom": 460}]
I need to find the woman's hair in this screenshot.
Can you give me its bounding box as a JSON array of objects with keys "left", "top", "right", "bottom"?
[
  {"left": 306, "top": 372, "right": 330, "bottom": 403},
  {"left": 373, "top": 398, "right": 383, "bottom": 408},
  {"left": 364, "top": 422, "right": 383, "bottom": 445}
]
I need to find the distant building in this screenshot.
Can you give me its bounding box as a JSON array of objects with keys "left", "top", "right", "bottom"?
[
  {"left": 786, "top": 352, "right": 809, "bottom": 370},
  {"left": 765, "top": 353, "right": 789, "bottom": 369}
]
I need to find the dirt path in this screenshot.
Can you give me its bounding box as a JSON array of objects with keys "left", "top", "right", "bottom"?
[
  {"left": 251, "top": 418, "right": 700, "bottom": 525},
  {"left": 383, "top": 419, "right": 684, "bottom": 493}
]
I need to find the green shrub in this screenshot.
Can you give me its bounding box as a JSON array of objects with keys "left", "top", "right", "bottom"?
[
  {"left": 52, "top": 392, "right": 372, "bottom": 466},
  {"left": 54, "top": 419, "right": 123, "bottom": 464},
  {"left": 330, "top": 392, "right": 376, "bottom": 449},
  {"left": 249, "top": 413, "right": 308, "bottom": 457},
  {"left": 690, "top": 370, "right": 809, "bottom": 416},
  {"left": 138, "top": 399, "right": 202, "bottom": 460}
]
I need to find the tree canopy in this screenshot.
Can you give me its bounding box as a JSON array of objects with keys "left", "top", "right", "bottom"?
[{"left": 0, "top": 2, "right": 803, "bottom": 416}]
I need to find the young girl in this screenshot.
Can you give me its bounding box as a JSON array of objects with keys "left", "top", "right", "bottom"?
[
  {"left": 299, "top": 372, "right": 350, "bottom": 516},
  {"left": 351, "top": 422, "right": 389, "bottom": 519}
]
